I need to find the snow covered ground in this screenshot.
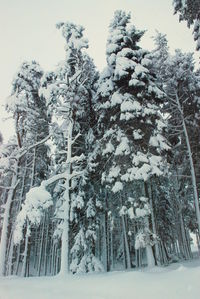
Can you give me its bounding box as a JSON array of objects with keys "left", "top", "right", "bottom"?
[{"left": 0, "top": 259, "right": 200, "bottom": 299}]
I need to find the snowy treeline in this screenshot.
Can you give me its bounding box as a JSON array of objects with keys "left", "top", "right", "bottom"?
[{"left": 0, "top": 11, "right": 200, "bottom": 277}]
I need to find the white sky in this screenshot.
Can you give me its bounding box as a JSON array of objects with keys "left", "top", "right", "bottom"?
[{"left": 0, "top": 0, "right": 199, "bottom": 142}]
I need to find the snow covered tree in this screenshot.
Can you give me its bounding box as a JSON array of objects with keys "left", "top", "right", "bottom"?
[
  {"left": 0, "top": 61, "right": 50, "bottom": 276},
  {"left": 165, "top": 50, "right": 200, "bottom": 239},
  {"left": 151, "top": 31, "right": 170, "bottom": 86},
  {"left": 173, "top": 0, "right": 200, "bottom": 50},
  {"left": 1, "top": 10, "right": 199, "bottom": 278},
  {"left": 151, "top": 35, "right": 200, "bottom": 255},
  {"left": 0, "top": 138, "right": 19, "bottom": 276},
  {"left": 36, "top": 21, "right": 101, "bottom": 275},
  {"left": 96, "top": 10, "right": 170, "bottom": 268}
]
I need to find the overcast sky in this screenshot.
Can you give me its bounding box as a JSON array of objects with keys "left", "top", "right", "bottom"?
[{"left": 0, "top": 0, "right": 199, "bottom": 142}]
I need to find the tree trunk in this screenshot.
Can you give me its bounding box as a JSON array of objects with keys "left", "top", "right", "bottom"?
[
  {"left": 144, "top": 182, "right": 155, "bottom": 267},
  {"left": 6, "top": 230, "right": 14, "bottom": 275},
  {"left": 110, "top": 216, "right": 114, "bottom": 270},
  {"left": 146, "top": 245, "right": 156, "bottom": 267},
  {"left": 37, "top": 216, "right": 45, "bottom": 276},
  {"left": 59, "top": 120, "right": 73, "bottom": 276},
  {"left": 121, "top": 215, "right": 131, "bottom": 269},
  {"left": 21, "top": 222, "right": 30, "bottom": 277},
  {"left": 15, "top": 244, "right": 21, "bottom": 275},
  {"left": 149, "top": 181, "right": 160, "bottom": 265}
]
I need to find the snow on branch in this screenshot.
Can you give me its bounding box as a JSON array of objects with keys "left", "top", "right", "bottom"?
[
  {"left": 41, "top": 172, "right": 68, "bottom": 188},
  {"left": 14, "top": 185, "right": 53, "bottom": 244},
  {"left": 17, "top": 134, "right": 52, "bottom": 159},
  {"left": 71, "top": 132, "right": 81, "bottom": 145}
]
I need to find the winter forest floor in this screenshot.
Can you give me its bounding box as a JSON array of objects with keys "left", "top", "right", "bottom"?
[{"left": 0, "top": 258, "right": 200, "bottom": 299}]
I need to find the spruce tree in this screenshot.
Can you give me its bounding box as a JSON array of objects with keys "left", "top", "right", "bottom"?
[{"left": 96, "top": 10, "right": 170, "bottom": 268}]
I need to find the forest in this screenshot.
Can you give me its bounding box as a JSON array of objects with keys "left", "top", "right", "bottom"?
[{"left": 0, "top": 1, "right": 200, "bottom": 280}]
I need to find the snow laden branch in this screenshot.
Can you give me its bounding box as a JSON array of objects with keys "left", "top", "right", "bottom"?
[
  {"left": 6, "top": 134, "right": 52, "bottom": 162},
  {"left": 71, "top": 132, "right": 81, "bottom": 145},
  {"left": 40, "top": 168, "right": 85, "bottom": 188},
  {"left": 14, "top": 159, "right": 85, "bottom": 245},
  {"left": 14, "top": 186, "right": 53, "bottom": 244},
  {"left": 16, "top": 134, "right": 52, "bottom": 159}
]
